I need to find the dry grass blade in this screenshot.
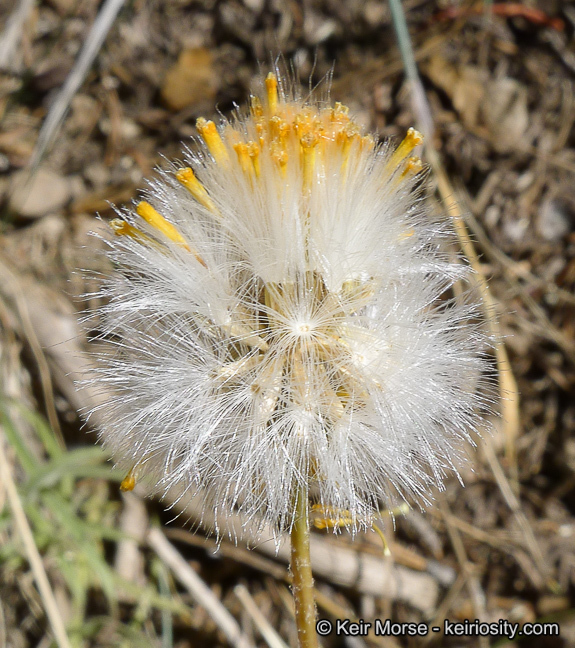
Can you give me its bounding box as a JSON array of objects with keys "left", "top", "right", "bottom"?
[
  {"left": 29, "top": 0, "right": 126, "bottom": 172},
  {"left": 0, "top": 595, "right": 6, "bottom": 648},
  {"left": 482, "top": 436, "right": 550, "bottom": 588},
  {"left": 235, "top": 584, "right": 289, "bottom": 648},
  {"left": 438, "top": 497, "right": 489, "bottom": 648},
  {"left": 389, "top": 0, "right": 521, "bottom": 485},
  {"left": 424, "top": 572, "right": 467, "bottom": 644},
  {"left": 166, "top": 491, "right": 440, "bottom": 614},
  {"left": 0, "top": 437, "right": 72, "bottom": 648},
  {"left": 0, "top": 0, "right": 34, "bottom": 71},
  {"left": 428, "top": 149, "right": 521, "bottom": 484},
  {"left": 148, "top": 527, "right": 256, "bottom": 648},
  {"left": 388, "top": 0, "right": 434, "bottom": 139},
  {"left": 0, "top": 258, "right": 64, "bottom": 449},
  {"left": 165, "top": 527, "right": 287, "bottom": 580},
  {"left": 428, "top": 507, "right": 512, "bottom": 548}
]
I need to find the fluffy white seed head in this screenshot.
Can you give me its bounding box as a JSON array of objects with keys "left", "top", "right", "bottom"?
[{"left": 88, "top": 73, "right": 492, "bottom": 538}]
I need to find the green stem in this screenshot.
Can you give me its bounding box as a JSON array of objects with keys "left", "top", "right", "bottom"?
[{"left": 290, "top": 483, "right": 318, "bottom": 648}]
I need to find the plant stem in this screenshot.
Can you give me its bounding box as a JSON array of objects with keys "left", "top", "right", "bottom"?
[{"left": 290, "top": 483, "right": 318, "bottom": 648}]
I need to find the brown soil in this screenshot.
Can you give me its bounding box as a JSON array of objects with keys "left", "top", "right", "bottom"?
[{"left": 0, "top": 1, "right": 574, "bottom": 647}]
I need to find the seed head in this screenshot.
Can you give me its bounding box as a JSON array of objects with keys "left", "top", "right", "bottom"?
[{"left": 89, "top": 73, "right": 491, "bottom": 538}]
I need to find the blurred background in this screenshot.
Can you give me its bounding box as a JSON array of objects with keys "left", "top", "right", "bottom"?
[{"left": 0, "top": 1, "right": 574, "bottom": 647}]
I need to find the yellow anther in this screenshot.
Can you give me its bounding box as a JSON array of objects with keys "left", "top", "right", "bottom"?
[
  {"left": 294, "top": 110, "right": 316, "bottom": 139},
  {"left": 247, "top": 141, "right": 261, "bottom": 177},
  {"left": 265, "top": 72, "right": 278, "bottom": 115},
  {"left": 136, "top": 202, "right": 207, "bottom": 268},
  {"left": 314, "top": 124, "right": 327, "bottom": 144},
  {"left": 269, "top": 116, "right": 281, "bottom": 138},
  {"left": 401, "top": 156, "right": 423, "bottom": 178},
  {"left": 176, "top": 167, "right": 218, "bottom": 214},
  {"left": 335, "top": 129, "right": 347, "bottom": 148},
  {"left": 196, "top": 118, "right": 229, "bottom": 165},
  {"left": 120, "top": 465, "right": 138, "bottom": 492},
  {"left": 233, "top": 142, "right": 252, "bottom": 175},
  {"left": 136, "top": 201, "right": 189, "bottom": 249},
  {"left": 338, "top": 124, "right": 360, "bottom": 174},
  {"left": 331, "top": 102, "right": 350, "bottom": 125},
  {"left": 399, "top": 229, "right": 415, "bottom": 240},
  {"left": 301, "top": 133, "right": 318, "bottom": 191},
  {"left": 271, "top": 144, "right": 288, "bottom": 176},
  {"left": 389, "top": 156, "right": 423, "bottom": 194},
  {"left": 109, "top": 218, "right": 144, "bottom": 240},
  {"left": 250, "top": 95, "right": 264, "bottom": 118},
  {"left": 388, "top": 127, "right": 424, "bottom": 171},
  {"left": 269, "top": 116, "right": 289, "bottom": 142},
  {"left": 312, "top": 504, "right": 354, "bottom": 529},
  {"left": 344, "top": 120, "right": 359, "bottom": 137}
]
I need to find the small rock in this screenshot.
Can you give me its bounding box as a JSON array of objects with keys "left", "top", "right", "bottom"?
[
  {"left": 84, "top": 162, "right": 110, "bottom": 189},
  {"left": 10, "top": 168, "right": 71, "bottom": 218},
  {"left": 68, "top": 94, "right": 99, "bottom": 134},
  {"left": 515, "top": 170, "right": 534, "bottom": 192},
  {"left": 481, "top": 77, "right": 529, "bottom": 154},
  {"left": 68, "top": 175, "right": 86, "bottom": 201},
  {"left": 424, "top": 56, "right": 487, "bottom": 130},
  {"left": 364, "top": 1, "right": 388, "bottom": 27},
  {"left": 484, "top": 204, "right": 500, "bottom": 229},
  {"left": 503, "top": 216, "right": 529, "bottom": 243},
  {"left": 99, "top": 116, "right": 141, "bottom": 140},
  {"left": 453, "top": 66, "right": 487, "bottom": 129},
  {"left": 31, "top": 56, "right": 73, "bottom": 94},
  {"left": 303, "top": 13, "right": 338, "bottom": 45},
  {"left": 243, "top": 0, "right": 264, "bottom": 12},
  {"left": 538, "top": 195, "right": 573, "bottom": 241}
]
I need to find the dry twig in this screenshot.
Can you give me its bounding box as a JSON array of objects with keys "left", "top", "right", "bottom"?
[
  {"left": 148, "top": 527, "right": 255, "bottom": 648},
  {"left": 0, "top": 258, "right": 64, "bottom": 448},
  {"left": 29, "top": 0, "right": 127, "bottom": 171},
  {"left": 0, "top": 0, "right": 35, "bottom": 71},
  {"left": 235, "top": 584, "right": 289, "bottom": 648}
]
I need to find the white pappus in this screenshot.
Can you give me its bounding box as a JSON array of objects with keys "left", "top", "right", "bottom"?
[{"left": 87, "top": 72, "right": 492, "bottom": 539}]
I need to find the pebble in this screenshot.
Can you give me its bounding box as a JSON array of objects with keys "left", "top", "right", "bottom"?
[
  {"left": 9, "top": 168, "right": 71, "bottom": 218},
  {"left": 481, "top": 78, "right": 529, "bottom": 154},
  {"left": 538, "top": 196, "right": 572, "bottom": 242}
]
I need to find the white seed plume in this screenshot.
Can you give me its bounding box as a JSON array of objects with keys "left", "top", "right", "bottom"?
[{"left": 89, "top": 73, "right": 491, "bottom": 537}]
